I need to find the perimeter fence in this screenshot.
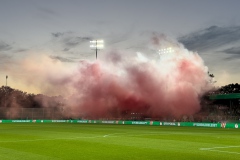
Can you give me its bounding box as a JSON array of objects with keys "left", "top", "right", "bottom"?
[
  {"left": 0, "top": 107, "right": 63, "bottom": 120},
  {"left": 0, "top": 107, "right": 240, "bottom": 122}
]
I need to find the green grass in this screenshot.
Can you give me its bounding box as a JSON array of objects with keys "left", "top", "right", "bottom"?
[{"left": 0, "top": 123, "right": 240, "bottom": 160}]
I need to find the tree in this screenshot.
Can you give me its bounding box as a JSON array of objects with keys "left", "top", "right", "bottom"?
[{"left": 208, "top": 71, "right": 216, "bottom": 84}]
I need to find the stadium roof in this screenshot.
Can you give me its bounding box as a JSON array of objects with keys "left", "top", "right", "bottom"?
[{"left": 209, "top": 93, "right": 240, "bottom": 100}]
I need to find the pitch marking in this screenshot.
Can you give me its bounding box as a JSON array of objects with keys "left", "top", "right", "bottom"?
[
  {"left": 200, "top": 146, "right": 240, "bottom": 155},
  {"left": 0, "top": 132, "right": 167, "bottom": 142}
]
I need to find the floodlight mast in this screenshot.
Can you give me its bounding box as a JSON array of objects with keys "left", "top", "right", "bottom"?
[
  {"left": 96, "top": 40, "right": 97, "bottom": 59},
  {"left": 90, "top": 40, "right": 104, "bottom": 59},
  {"left": 6, "top": 75, "right": 8, "bottom": 86}
]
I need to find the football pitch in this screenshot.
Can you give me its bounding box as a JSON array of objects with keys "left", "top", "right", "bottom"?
[{"left": 0, "top": 123, "right": 239, "bottom": 160}]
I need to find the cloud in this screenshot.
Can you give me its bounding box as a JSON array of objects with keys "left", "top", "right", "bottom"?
[
  {"left": 15, "top": 49, "right": 28, "bottom": 53},
  {"left": 178, "top": 26, "right": 240, "bottom": 85},
  {"left": 0, "top": 41, "right": 12, "bottom": 51},
  {"left": 223, "top": 55, "right": 240, "bottom": 61},
  {"left": 48, "top": 32, "right": 96, "bottom": 60},
  {"left": 0, "top": 54, "right": 11, "bottom": 65},
  {"left": 51, "top": 32, "right": 92, "bottom": 48},
  {"left": 52, "top": 32, "right": 64, "bottom": 38},
  {"left": 222, "top": 47, "right": 240, "bottom": 55},
  {"left": 178, "top": 25, "right": 240, "bottom": 52},
  {"left": 64, "top": 36, "right": 92, "bottom": 47},
  {"left": 37, "top": 6, "right": 57, "bottom": 16},
  {"left": 63, "top": 37, "right": 86, "bottom": 47},
  {"left": 63, "top": 48, "right": 69, "bottom": 52},
  {"left": 0, "top": 41, "right": 29, "bottom": 54},
  {"left": 0, "top": 41, "right": 14, "bottom": 67},
  {"left": 34, "top": 5, "right": 59, "bottom": 22},
  {"left": 219, "top": 47, "right": 240, "bottom": 61},
  {"left": 49, "top": 55, "right": 75, "bottom": 63}
]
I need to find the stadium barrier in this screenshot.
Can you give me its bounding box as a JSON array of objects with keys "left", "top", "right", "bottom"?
[{"left": 0, "top": 119, "right": 239, "bottom": 129}]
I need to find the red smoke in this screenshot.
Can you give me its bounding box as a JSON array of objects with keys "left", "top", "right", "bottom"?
[
  {"left": 5, "top": 35, "right": 212, "bottom": 120},
  {"left": 63, "top": 36, "right": 212, "bottom": 119}
]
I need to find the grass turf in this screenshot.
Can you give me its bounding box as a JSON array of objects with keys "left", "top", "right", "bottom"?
[{"left": 0, "top": 123, "right": 239, "bottom": 160}]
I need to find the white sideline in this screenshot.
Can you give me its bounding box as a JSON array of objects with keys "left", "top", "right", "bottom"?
[
  {"left": 200, "top": 146, "right": 240, "bottom": 155},
  {"left": 205, "top": 149, "right": 240, "bottom": 155},
  {"left": 0, "top": 136, "right": 104, "bottom": 143},
  {"left": 200, "top": 146, "right": 240, "bottom": 150}
]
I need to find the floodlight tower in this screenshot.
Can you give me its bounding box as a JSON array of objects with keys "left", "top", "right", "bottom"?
[
  {"left": 5, "top": 75, "right": 8, "bottom": 108},
  {"left": 6, "top": 75, "right": 8, "bottom": 86},
  {"left": 90, "top": 40, "right": 104, "bottom": 59}
]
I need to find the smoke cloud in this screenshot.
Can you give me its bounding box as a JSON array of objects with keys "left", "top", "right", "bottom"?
[
  {"left": 56, "top": 34, "right": 212, "bottom": 119},
  {"left": 5, "top": 34, "right": 213, "bottom": 120}
]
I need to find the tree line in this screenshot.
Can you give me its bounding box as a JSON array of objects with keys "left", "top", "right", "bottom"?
[
  {"left": 0, "top": 86, "right": 65, "bottom": 108},
  {"left": 0, "top": 83, "right": 240, "bottom": 109}
]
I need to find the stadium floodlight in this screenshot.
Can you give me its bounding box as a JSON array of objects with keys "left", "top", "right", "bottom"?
[
  {"left": 6, "top": 75, "right": 8, "bottom": 86},
  {"left": 90, "top": 39, "right": 104, "bottom": 59},
  {"left": 158, "top": 47, "right": 174, "bottom": 55}
]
